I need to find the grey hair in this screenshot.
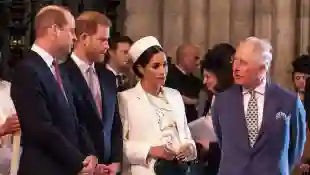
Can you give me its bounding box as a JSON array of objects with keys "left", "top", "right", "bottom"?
[{"left": 245, "top": 36, "right": 273, "bottom": 71}]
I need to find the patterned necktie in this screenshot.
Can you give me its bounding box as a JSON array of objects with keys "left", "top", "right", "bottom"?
[
  {"left": 116, "top": 74, "right": 125, "bottom": 92},
  {"left": 87, "top": 66, "right": 102, "bottom": 117},
  {"left": 52, "top": 60, "right": 67, "bottom": 101},
  {"left": 245, "top": 90, "right": 259, "bottom": 147}
]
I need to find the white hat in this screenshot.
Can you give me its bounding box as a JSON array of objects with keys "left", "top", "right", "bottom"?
[{"left": 129, "top": 36, "right": 162, "bottom": 63}]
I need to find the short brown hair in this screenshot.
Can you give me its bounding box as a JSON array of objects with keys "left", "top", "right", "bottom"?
[
  {"left": 35, "top": 5, "right": 70, "bottom": 37},
  {"left": 75, "top": 11, "right": 111, "bottom": 38}
]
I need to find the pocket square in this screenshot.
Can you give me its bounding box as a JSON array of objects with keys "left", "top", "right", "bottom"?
[{"left": 276, "top": 111, "right": 291, "bottom": 120}]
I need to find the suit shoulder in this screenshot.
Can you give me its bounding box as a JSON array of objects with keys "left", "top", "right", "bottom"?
[
  {"left": 271, "top": 84, "right": 297, "bottom": 100},
  {"left": 118, "top": 87, "right": 136, "bottom": 100},
  {"left": 215, "top": 84, "right": 239, "bottom": 99}
]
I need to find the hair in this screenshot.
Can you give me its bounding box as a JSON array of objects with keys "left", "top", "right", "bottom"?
[
  {"left": 109, "top": 35, "right": 133, "bottom": 50},
  {"left": 132, "top": 45, "right": 163, "bottom": 78},
  {"left": 104, "top": 35, "right": 133, "bottom": 64},
  {"left": 201, "top": 43, "right": 235, "bottom": 93},
  {"left": 75, "top": 11, "right": 111, "bottom": 39},
  {"left": 244, "top": 37, "right": 273, "bottom": 70},
  {"left": 175, "top": 44, "right": 199, "bottom": 64},
  {"left": 35, "top": 5, "right": 70, "bottom": 37}
]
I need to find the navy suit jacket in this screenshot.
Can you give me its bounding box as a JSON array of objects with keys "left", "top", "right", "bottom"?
[
  {"left": 212, "top": 84, "right": 306, "bottom": 175},
  {"left": 10, "top": 51, "right": 95, "bottom": 175},
  {"left": 61, "top": 58, "right": 122, "bottom": 164}
]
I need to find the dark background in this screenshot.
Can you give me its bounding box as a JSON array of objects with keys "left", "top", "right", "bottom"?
[{"left": 0, "top": 0, "right": 124, "bottom": 81}]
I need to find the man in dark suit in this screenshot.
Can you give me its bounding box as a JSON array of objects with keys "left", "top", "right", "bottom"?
[
  {"left": 105, "top": 35, "right": 134, "bottom": 91},
  {"left": 10, "top": 6, "right": 97, "bottom": 175},
  {"left": 212, "top": 37, "right": 306, "bottom": 175},
  {"left": 61, "top": 11, "right": 122, "bottom": 175}
]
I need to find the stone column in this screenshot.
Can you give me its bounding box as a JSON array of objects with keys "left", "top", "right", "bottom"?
[
  {"left": 207, "top": 0, "right": 231, "bottom": 48},
  {"left": 124, "top": 0, "right": 161, "bottom": 42},
  {"left": 161, "top": 0, "right": 186, "bottom": 58},
  {"left": 297, "top": 0, "right": 310, "bottom": 54},
  {"left": 188, "top": 0, "right": 208, "bottom": 54},
  {"left": 272, "top": 0, "right": 296, "bottom": 89},
  {"left": 254, "top": 0, "right": 273, "bottom": 42},
  {"left": 230, "top": 0, "right": 254, "bottom": 46}
]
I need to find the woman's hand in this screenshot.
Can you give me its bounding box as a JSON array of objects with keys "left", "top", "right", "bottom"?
[
  {"left": 0, "top": 114, "right": 20, "bottom": 136},
  {"left": 148, "top": 145, "right": 176, "bottom": 160},
  {"left": 176, "top": 143, "right": 193, "bottom": 161}
]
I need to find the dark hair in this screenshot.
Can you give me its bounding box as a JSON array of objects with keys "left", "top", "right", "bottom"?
[
  {"left": 201, "top": 43, "right": 235, "bottom": 93},
  {"left": 104, "top": 35, "right": 133, "bottom": 64},
  {"left": 109, "top": 35, "right": 133, "bottom": 50},
  {"left": 132, "top": 45, "right": 163, "bottom": 78}
]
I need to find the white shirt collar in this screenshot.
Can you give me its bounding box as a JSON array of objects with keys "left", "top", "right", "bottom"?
[
  {"left": 106, "top": 64, "right": 122, "bottom": 76},
  {"left": 175, "top": 65, "right": 187, "bottom": 75},
  {"left": 242, "top": 78, "right": 266, "bottom": 95},
  {"left": 71, "top": 52, "right": 95, "bottom": 73},
  {"left": 31, "top": 44, "right": 54, "bottom": 68}
]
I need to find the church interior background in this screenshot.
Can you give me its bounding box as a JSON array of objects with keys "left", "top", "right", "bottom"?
[{"left": 0, "top": 0, "right": 310, "bottom": 90}]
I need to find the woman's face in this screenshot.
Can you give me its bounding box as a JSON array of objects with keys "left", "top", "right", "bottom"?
[
  {"left": 293, "top": 72, "right": 309, "bottom": 92},
  {"left": 203, "top": 70, "right": 217, "bottom": 93},
  {"left": 139, "top": 51, "right": 168, "bottom": 87}
]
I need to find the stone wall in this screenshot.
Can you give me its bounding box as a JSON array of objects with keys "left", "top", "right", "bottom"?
[{"left": 123, "top": 0, "right": 310, "bottom": 89}]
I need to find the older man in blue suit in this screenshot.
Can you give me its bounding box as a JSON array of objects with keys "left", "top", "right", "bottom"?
[{"left": 212, "top": 37, "right": 306, "bottom": 175}]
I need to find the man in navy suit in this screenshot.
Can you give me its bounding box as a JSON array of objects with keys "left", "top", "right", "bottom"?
[
  {"left": 10, "top": 6, "right": 97, "bottom": 175},
  {"left": 61, "top": 11, "right": 122, "bottom": 175},
  {"left": 212, "top": 37, "right": 306, "bottom": 175}
]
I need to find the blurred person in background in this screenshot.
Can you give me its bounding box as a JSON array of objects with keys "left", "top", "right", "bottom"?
[
  {"left": 0, "top": 75, "right": 20, "bottom": 174},
  {"left": 105, "top": 35, "right": 134, "bottom": 91},
  {"left": 165, "top": 44, "right": 203, "bottom": 123}
]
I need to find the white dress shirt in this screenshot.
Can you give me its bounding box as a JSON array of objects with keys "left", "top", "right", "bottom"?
[
  {"left": 106, "top": 64, "right": 124, "bottom": 87},
  {"left": 71, "top": 53, "right": 102, "bottom": 99},
  {"left": 31, "top": 44, "right": 55, "bottom": 75},
  {"left": 242, "top": 79, "right": 266, "bottom": 130}
]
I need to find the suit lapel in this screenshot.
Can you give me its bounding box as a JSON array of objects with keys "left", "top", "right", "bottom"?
[
  {"left": 231, "top": 85, "right": 253, "bottom": 150},
  {"left": 65, "top": 58, "right": 101, "bottom": 118},
  {"left": 31, "top": 51, "right": 69, "bottom": 105},
  {"left": 96, "top": 65, "right": 117, "bottom": 130}
]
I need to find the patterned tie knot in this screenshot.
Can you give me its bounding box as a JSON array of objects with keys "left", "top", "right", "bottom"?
[
  {"left": 87, "top": 66, "right": 95, "bottom": 74},
  {"left": 249, "top": 90, "right": 256, "bottom": 97}
]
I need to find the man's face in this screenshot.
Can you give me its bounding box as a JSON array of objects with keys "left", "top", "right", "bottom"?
[
  {"left": 233, "top": 42, "right": 265, "bottom": 88},
  {"left": 85, "top": 25, "right": 110, "bottom": 62},
  {"left": 181, "top": 46, "right": 200, "bottom": 73},
  {"left": 56, "top": 12, "right": 76, "bottom": 58},
  {"left": 110, "top": 42, "right": 132, "bottom": 70}
]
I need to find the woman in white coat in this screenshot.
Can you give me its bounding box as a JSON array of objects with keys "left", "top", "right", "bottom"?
[
  {"left": 118, "top": 36, "right": 197, "bottom": 175},
  {"left": 0, "top": 79, "right": 20, "bottom": 175}
]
